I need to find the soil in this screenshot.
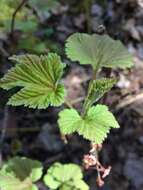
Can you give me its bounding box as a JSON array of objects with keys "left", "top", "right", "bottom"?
[{"left": 0, "top": 0, "right": 143, "bottom": 189}]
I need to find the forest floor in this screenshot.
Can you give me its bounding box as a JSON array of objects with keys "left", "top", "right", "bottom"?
[{"left": 0, "top": 0, "right": 143, "bottom": 190}]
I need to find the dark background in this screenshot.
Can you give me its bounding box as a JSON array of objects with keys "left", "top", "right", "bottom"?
[{"left": 0, "top": 0, "right": 143, "bottom": 189}]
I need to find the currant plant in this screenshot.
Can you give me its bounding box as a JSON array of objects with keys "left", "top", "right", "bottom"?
[
  {"left": 0, "top": 33, "right": 133, "bottom": 187},
  {"left": 59, "top": 32, "right": 133, "bottom": 144}
]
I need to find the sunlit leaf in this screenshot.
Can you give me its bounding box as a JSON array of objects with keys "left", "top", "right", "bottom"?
[
  {"left": 65, "top": 33, "right": 133, "bottom": 70},
  {"left": 0, "top": 53, "right": 66, "bottom": 109},
  {"left": 0, "top": 172, "right": 32, "bottom": 190},
  {"left": 44, "top": 162, "right": 89, "bottom": 190},
  {"left": 58, "top": 104, "right": 120, "bottom": 144}
]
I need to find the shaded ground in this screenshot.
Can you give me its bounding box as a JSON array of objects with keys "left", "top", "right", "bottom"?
[{"left": 0, "top": 0, "right": 143, "bottom": 189}]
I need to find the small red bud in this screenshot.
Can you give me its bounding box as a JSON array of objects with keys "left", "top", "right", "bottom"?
[
  {"left": 102, "top": 166, "right": 112, "bottom": 178},
  {"left": 96, "top": 176, "right": 104, "bottom": 187}
]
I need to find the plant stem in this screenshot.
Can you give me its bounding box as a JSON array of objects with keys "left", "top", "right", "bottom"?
[
  {"left": 84, "top": 0, "right": 92, "bottom": 33},
  {"left": 81, "top": 66, "right": 100, "bottom": 117},
  {"left": 64, "top": 100, "right": 73, "bottom": 109},
  {"left": 0, "top": 106, "right": 9, "bottom": 166},
  {"left": 82, "top": 81, "right": 92, "bottom": 117},
  {"left": 11, "top": 0, "right": 28, "bottom": 36},
  {"left": 81, "top": 51, "right": 104, "bottom": 117}
]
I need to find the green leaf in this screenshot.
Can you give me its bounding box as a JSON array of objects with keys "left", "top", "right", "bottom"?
[
  {"left": 18, "top": 35, "right": 47, "bottom": 53},
  {"left": 58, "top": 104, "right": 120, "bottom": 144},
  {"left": 71, "top": 180, "right": 90, "bottom": 190},
  {"left": 3, "top": 157, "right": 43, "bottom": 182},
  {"left": 58, "top": 109, "right": 81, "bottom": 134},
  {"left": 0, "top": 157, "right": 42, "bottom": 190},
  {"left": 83, "top": 78, "right": 117, "bottom": 111},
  {"left": 44, "top": 173, "right": 61, "bottom": 189},
  {"left": 0, "top": 172, "right": 33, "bottom": 190},
  {"left": 4, "top": 19, "right": 38, "bottom": 33},
  {"left": 88, "top": 78, "right": 117, "bottom": 102},
  {"left": 31, "top": 184, "right": 38, "bottom": 190},
  {"left": 15, "top": 20, "right": 37, "bottom": 33},
  {"left": 0, "top": 53, "right": 66, "bottom": 109},
  {"left": 65, "top": 33, "right": 133, "bottom": 70},
  {"left": 44, "top": 162, "right": 89, "bottom": 190},
  {"left": 0, "top": 0, "right": 38, "bottom": 34}
]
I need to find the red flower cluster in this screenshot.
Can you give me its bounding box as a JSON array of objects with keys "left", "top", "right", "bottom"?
[{"left": 83, "top": 143, "right": 111, "bottom": 187}]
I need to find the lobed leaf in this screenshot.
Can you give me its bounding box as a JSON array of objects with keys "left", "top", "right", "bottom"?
[
  {"left": 58, "top": 109, "right": 81, "bottom": 134},
  {"left": 0, "top": 53, "right": 66, "bottom": 109},
  {"left": 0, "top": 157, "right": 42, "bottom": 190},
  {"left": 44, "top": 162, "right": 89, "bottom": 190},
  {"left": 3, "top": 157, "right": 43, "bottom": 182},
  {"left": 58, "top": 104, "right": 120, "bottom": 144},
  {"left": 65, "top": 33, "right": 133, "bottom": 70}
]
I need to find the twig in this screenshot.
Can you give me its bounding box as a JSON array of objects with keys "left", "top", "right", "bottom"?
[
  {"left": 70, "top": 97, "right": 85, "bottom": 105},
  {"left": 101, "top": 68, "right": 112, "bottom": 104},
  {"left": 116, "top": 92, "right": 143, "bottom": 110},
  {"left": 0, "top": 127, "right": 40, "bottom": 133},
  {"left": 84, "top": 0, "right": 92, "bottom": 33},
  {"left": 0, "top": 43, "right": 9, "bottom": 57},
  {"left": 11, "top": 0, "right": 28, "bottom": 36},
  {"left": 0, "top": 106, "right": 9, "bottom": 166},
  {"left": 64, "top": 100, "right": 73, "bottom": 109}
]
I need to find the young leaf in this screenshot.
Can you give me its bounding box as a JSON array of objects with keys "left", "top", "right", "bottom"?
[
  {"left": 3, "top": 157, "right": 43, "bottom": 182},
  {"left": 58, "top": 104, "right": 120, "bottom": 144},
  {"left": 44, "top": 162, "right": 89, "bottom": 190},
  {"left": 65, "top": 33, "right": 133, "bottom": 70},
  {"left": 83, "top": 78, "right": 117, "bottom": 111},
  {"left": 0, "top": 53, "right": 66, "bottom": 109}
]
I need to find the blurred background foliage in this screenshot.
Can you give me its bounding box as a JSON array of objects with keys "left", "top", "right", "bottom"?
[{"left": 0, "top": 0, "right": 62, "bottom": 54}]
